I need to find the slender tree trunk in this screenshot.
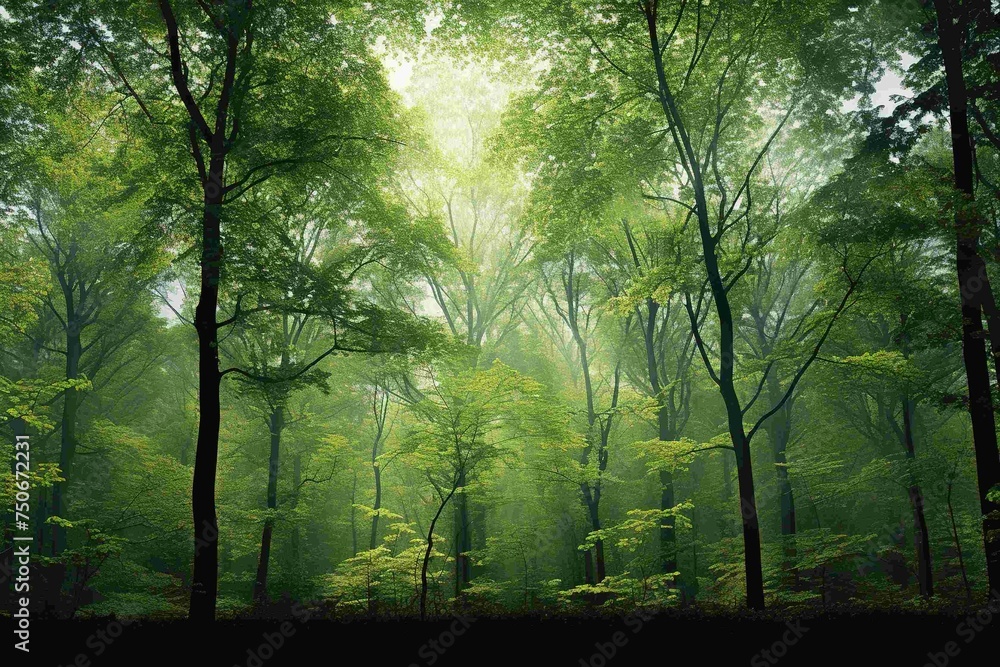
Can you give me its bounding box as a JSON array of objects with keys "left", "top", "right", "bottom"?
[
  {"left": 369, "top": 387, "right": 387, "bottom": 552},
  {"left": 659, "top": 466, "right": 676, "bottom": 573},
  {"left": 369, "top": 455, "right": 382, "bottom": 552},
  {"left": 934, "top": 0, "right": 1000, "bottom": 594},
  {"left": 158, "top": 0, "right": 246, "bottom": 621},
  {"left": 51, "top": 328, "right": 81, "bottom": 556},
  {"left": 472, "top": 503, "right": 487, "bottom": 579},
  {"left": 641, "top": 298, "right": 679, "bottom": 575},
  {"left": 656, "top": 406, "right": 679, "bottom": 583},
  {"left": 765, "top": 378, "right": 796, "bottom": 541},
  {"left": 594, "top": 538, "right": 606, "bottom": 583},
  {"left": 350, "top": 471, "right": 358, "bottom": 556},
  {"left": 733, "top": 430, "right": 765, "bottom": 610},
  {"left": 290, "top": 453, "right": 301, "bottom": 569},
  {"left": 765, "top": 376, "right": 797, "bottom": 587},
  {"left": 560, "top": 257, "right": 614, "bottom": 589},
  {"left": 901, "top": 397, "right": 933, "bottom": 597},
  {"left": 253, "top": 406, "right": 283, "bottom": 604},
  {"left": 420, "top": 489, "right": 456, "bottom": 620},
  {"left": 585, "top": 495, "right": 606, "bottom": 583},
  {"left": 189, "top": 156, "right": 225, "bottom": 623},
  {"left": 772, "top": 430, "right": 796, "bottom": 540},
  {"left": 702, "top": 215, "right": 766, "bottom": 611},
  {"left": 946, "top": 476, "right": 973, "bottom": 602},
  {"left": 642, "top": 0, "right": 764, "bottom": 609},
  {"left": 454, "top": 470, "right": 471, "bottom": 595}
]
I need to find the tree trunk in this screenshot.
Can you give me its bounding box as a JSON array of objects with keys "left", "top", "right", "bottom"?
[
  {"left": 734, "top": 431, "right": 765, "bottom": 610},
  {"left": 579, "top": 466, "right": 606, "bottom": 586},
  {"left": 659, "top": 467, "right": 676, "bottom": 573},
  {"left": 946, "top": 475, "right": 973, "bottom": 602},
  {"left": 897, "top": 314, "right": 934, "bottom": 598},
  {"left": 189, "top": 157, "right": 224, "bottom": 623},
  {"left": 765, "top": 377, "right": 797, "bottom": 587},
  {"left": 934, "top": 0, "right": 1000, "bottom": 594},
  {"left": 420, "top": 488, "right": 456, "bottom": 620},
  {"left": 594, "top": 538, "right": 606, "bottom": 583},
  {"left": 642, "top": 0, "right": 765, "bottom": 609},
  {"left": 705, "top": 216, "right": 766, "bottom": 610},
  {"left": 158, "top": 0, "right": 246, "bottom": 621},
  {"left": 454, "top": 470, "right": 471, "bottom": 596},
  {"left": 765, "top": 377, "right": 796, "bottom": 541},
  {"left": 560, "top": 257, "right": 614, "bottom": 589},
  {"left": 350, "top": 471, "right": 358, "bottom": 557},
  {"left": 51, "top": 326, "right": 81, "bottom": 556},
  {"left": 253, "top": 406, "right": 283, "bottom": 604},
  {"left": 472, "top": 503, "right": 487, "bottom": 580},
  {"left": 901, "top": 397, "right": 933, "bottom": 597},
  {"left": 641, "top": 298, "right": 679, "bottom": 575},
  {"left": 290, "top": 453, "right": 301, "bottom": 570},
  {"left": 653, "top": 346, "right": 677, "bottom": 574},
  {"left": 369, "top": 455, "right": 382, "bottom": 552},
  {"left": 657, "top": 400, "right": 678, "bottom": 582},
  {"left": 369, "top": 387, "right": 387, "bottom": 552}
]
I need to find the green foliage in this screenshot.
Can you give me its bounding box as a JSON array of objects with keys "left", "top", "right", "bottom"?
[{"left": 0, "top": 0, "right": 993, "bottom": 622}]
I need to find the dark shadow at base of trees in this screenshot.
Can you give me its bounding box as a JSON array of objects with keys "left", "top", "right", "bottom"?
[{"left": 10, "top": 608, "right": 999, "bottom": 666}]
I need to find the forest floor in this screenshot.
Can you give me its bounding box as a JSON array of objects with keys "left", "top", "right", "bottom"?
[{"left": 8, "top": 607, "right": 1000, "bottom": 666}]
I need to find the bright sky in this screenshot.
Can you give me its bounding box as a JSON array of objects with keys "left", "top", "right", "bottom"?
[{"left": 845, "top": 53, "right": 918, "bottom": 116}]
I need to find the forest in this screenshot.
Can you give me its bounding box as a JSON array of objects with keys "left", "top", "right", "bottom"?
[{"left": 2, "top": 0, "right": 1000, "bottom": 650}]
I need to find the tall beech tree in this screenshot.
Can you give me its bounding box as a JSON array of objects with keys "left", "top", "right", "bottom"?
[
  {"left": 24, "top": 0, "right": 430, "bottom": 619},
  {"left": 807, "top": 150, "right": 960, "bottom": 598},
  {"left": 401, "top": 360, "right": 574, "bottom": 618},
  {"left": 928, "top": 0, "right": 1000, "bottom": 593},
  {"left": 537, "top": 248, "right": 632, "bottom": 585},
  {"left": 470, "top": 0, "right": 898, "bottom": 609},
  {"left": 10, "top": 95, "right": 163, "bottom": 562},
  {"left": 874, "top": 0, "right": 1000, "bottom": 596},
  {"left": 221, "top": 179, "right": 437, "bottom": 604},
  {"left": 390, "top": 59, "right": 536, "bottom": 590}
]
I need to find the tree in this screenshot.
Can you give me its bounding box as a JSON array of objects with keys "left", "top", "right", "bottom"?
[
  {"left": 467, "top": 0, "right": 891, "bottom": 610},
  {"left": 400, "top": 360, "right": 575, "bottom": 618},
  {"left": 927, "top": 0, "right": 1000, "bottom": 594},
  {"left": 23, "top": 0, "right": 429, "bottom": 619},
  {"left": 535, "top": 248, "right": 632, "bottom": 585},
  {"left": 11, "top": 95, "right": 163, "bottom": 559},
  {"left": 219, "top": 182, "right": 436, "bottom": 604}
]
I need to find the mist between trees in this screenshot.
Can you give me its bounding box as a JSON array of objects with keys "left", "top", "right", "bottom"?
[{"left": 1, "top": 0, "right": 1000, "bottom": 623}]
